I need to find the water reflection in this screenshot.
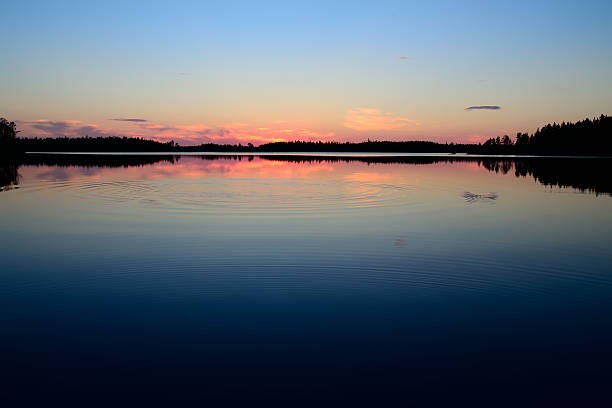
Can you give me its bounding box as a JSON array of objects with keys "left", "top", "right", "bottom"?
[
  {"left": 2, "top": 153, "right": 612, "bottom": 404},
  {"left": 479, "top": 158, "right": 612, "bottom": 196},
  {"left": 0, "top": 160, "right": 19, "bottom": 191},
  {"left": 3, "top": 154, "right": 611, "bottom": 196}
]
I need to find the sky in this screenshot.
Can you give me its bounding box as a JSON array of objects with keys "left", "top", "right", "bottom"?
[{"left": 1, "top": 0, "right": 611, "bottom": 145}]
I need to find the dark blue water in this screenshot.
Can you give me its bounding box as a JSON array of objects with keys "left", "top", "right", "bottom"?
[{"left": 1, "top": 155, "right": 611, "bottom": 405}]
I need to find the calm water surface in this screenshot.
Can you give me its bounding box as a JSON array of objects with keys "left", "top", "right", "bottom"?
[{"left": 1, "top": 154, "right": 611, "bottom": 404}]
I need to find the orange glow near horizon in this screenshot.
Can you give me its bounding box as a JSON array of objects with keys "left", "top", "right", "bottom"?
[
  {"left": 15, "top": 106, "right": 519, "bottom": 146},
  {"left": 343, "top": 108, "right": 419, "bottom": 132}
]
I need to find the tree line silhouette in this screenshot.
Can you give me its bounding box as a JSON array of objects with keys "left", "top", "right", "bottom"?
[
  {"left": 17, "top": 136, "right": 178, "bottom": 153},
  {"left": 2, "top": 114, "right": 611, "bottom": 156},
  {"left": 0, "top": 118, "right": 19, "bottom": 190},
  {"left": 0, "top": 118, "right": 19, "bottom": 156},
  {"left": 483, "top": 115, "right": 612, "bottom": 155}
]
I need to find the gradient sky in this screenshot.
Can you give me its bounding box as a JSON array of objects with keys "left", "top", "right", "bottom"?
[{"left": 1, "top": 0, "right": 611, "bottom": 145}]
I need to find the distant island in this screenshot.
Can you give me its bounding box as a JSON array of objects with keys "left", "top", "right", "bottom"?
[{"left": 2, "top": 115, "right": 611, "bottom": 156}]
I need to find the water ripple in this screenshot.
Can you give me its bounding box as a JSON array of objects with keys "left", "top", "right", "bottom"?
[{"left": 14, "top": 178, "right": 461, "bottom": 215}]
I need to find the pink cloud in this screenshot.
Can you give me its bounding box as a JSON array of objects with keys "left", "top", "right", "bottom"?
[
  {"left": 343, "top": 108, "right": 419, "bottom": 132},
  {"left": 118, "top": 119, "right": 336, "bottom": 145}
]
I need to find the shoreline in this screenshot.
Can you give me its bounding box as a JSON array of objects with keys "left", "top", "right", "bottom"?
[{"left": 23, "top": 151, "right": 612, "bottom": 159}]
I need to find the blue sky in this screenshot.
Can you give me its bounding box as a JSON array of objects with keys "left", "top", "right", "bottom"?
[{"left": 1, "top": 0, "right": 611, "bottom": 144}]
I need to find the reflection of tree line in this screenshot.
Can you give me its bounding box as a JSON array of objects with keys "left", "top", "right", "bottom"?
[
  {"left": 0, "top": 161, "right": 19, "bottom": 191},
  {"left": 480, "top": 158, "right": 612, "bottom": 196},
  {"left": 19, "top": 153, "right": 179, "bottom": 168},
  {"left": 1, "top": 154, "right": 610, "bottom": 196},
  {"left": 261, "top": 156, "right": 612, "bottom": 195},
  {"left": 258, "top": 156, "right": 612, "bottom": 196},
  {"left": 0, "top": 154, "right": 180, "bottom": 191}
]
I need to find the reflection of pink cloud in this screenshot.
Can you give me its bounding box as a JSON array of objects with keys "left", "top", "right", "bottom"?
[
  {"left": 19, "top": 157, "right": 336, "bottom": 184},
  {"left": 208, "top": 160, "right": 334, "bottom": 178},
  {"left": 344, "top": 172, "right": 392, "bottom": 183},
  {"left": 463, "top": 161, "right": 482, "bottom": 171},
  {"left": 343, "top": 108, "right": 418, "bottom": 132}
]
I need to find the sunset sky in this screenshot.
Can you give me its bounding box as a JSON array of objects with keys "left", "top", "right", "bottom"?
[{"left": 2, "top": 1, "right": 611, "bottom": 145}]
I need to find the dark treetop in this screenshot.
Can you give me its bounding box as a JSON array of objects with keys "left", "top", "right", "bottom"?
[{"left": 4, "top": 114, "right": 612, "bottom": 156}]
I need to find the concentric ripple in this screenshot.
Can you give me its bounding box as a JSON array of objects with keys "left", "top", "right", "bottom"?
[{"left": 15, "top": 178, "right": 460, "bottom": 215}]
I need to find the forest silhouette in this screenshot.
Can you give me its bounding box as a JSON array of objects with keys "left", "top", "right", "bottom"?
[
  {"left": 4, "top": 114, "right": 611, "bottom": 156},
  {"left": 0, "top": 118, "right": 18, "bottom": 155},
  {"left": 2, "top": 114, "right": 611, "bottom": 194}
]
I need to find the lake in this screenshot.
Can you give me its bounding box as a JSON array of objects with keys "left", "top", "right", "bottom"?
[{"left": 1, "top": 154, "right": 612, "bottom": 404}]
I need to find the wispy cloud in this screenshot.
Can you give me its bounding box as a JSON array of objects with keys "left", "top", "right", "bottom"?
[
  {"left": 18, "top": 118, "right": 336, "bottom": 146},
  {"left": 110, "top": 118, "right": 148, "bottom": 122},
  {"left": 343, "top": 108, "right": 418, "bottom": 132},
  {"left": 19, "top": 120, "right": 110, "bottom": 138},
  {"left": 398, "top": 56, "right": 410, "bottom": 61},
  {"left": 465, "top": 105, "right": 501, "bottom": 111},
  {"left": 126, "top": 122, "right": 218, "bottom": 144}
]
